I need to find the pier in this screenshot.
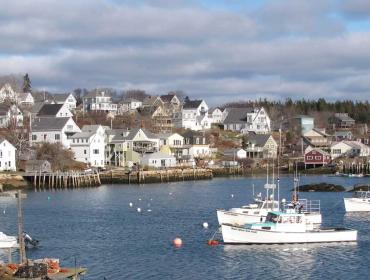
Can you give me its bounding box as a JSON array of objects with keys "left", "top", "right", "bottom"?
[
  {"left": 100, "top": 168, "right": 214, "bottom": 184},
  {"left": 22, "top": 171, "right": 101, "bottom": 191}
]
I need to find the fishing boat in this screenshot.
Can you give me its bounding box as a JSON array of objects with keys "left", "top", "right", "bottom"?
[
  {"left": 0, "top": 232, "right": 18, "bottom": 249},
  {"left": 221, "top": 211, "right": 357, "bottom": 244},
  {"left": 344, "top": 191, "right": 370, "bottom": 212},
  {"left": 217, "top": 176, "right": 322, "bottom": 226},
  {"left": 217, "top": 185, "right": 279, "bottom": 226}
]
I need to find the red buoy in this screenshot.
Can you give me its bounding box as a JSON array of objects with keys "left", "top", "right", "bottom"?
[
  {"left": 173, "top": 237, "right": 183, "bottom": 248},
  {"left": 207, "top": 240, "right": 219, "bottom": 246}
]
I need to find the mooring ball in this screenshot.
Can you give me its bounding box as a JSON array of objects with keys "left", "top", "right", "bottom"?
[
  {"left": 202, "top": 222, "right": 209, "bottom": 229},
  {"left": 129, "top": 202, "right": 133, "bottom": 207},
  {"left": 173, "top": 237, "right": 182, "bottom": 247},
  {"left": 137, "top": 208, "right": 141, "bottom": 213}
]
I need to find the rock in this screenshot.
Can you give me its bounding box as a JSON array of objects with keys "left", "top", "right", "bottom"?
[
  {"left": 295, "top": 183, "right": 345, "bottom": 192},
  {"left": 349, "top": 184, "right": 370, "bottom": 192}
]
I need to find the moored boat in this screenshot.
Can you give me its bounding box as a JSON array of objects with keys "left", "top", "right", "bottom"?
[
  {"left": 221, "top": 211, "right": 357, "bottom": 244},
  {"left": 344, "top": 191, "right": 370, "bottom": 212},
  {"left": 0, "top": 232, "right": 18, "bottom": 249}
]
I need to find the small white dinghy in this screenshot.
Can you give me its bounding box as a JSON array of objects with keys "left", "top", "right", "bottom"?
[
  {"left": 221, "top": 211, "right": 357, "bottom": 244},
  {"left": 344, "top": 191, "right": 370, "bottom": 212},
  {"left": 0, "top": 232, "right": 18, "bottom": 249}
]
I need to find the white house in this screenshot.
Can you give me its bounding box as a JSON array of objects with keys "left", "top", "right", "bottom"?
[
  {"left": 53, "top": 93, "right": 77, "bottom": 110},
  {"left": 123, "top": 98, "right": 142, "bottom": 111},
  {"left": 209, "top": 108, "right": 224, "bottom": 124},
  {"left": 140, "top": 152, "right": 177, "bottom": 168},
  {"left": 0, "top": 104, "right": 23, "bottom": 128},
  {"left": 331, "top": 141, "right": 370, "bottom": 159},
  {"left": 182, "top": 130, "right": 212, "bottom": 159},
  {"left": 157, "top": 132, "right": 184, "bottom": 159},
  {"left": 175, "top": 100, "right": 210, "bottom": 131},
  {"left": 0, "top": 83, "right": 18, "bottom": 103},
  {"left": 70, "top": 125, "right": 107, "bottom": 167},
  {"left": 31, "top": 117, "right": 81, "bottom": 148},
  {"left": 83, "top": 91, "right": 117, "bottom": 114},
  {"left": 0, "top": 139, "right": 16, "bottom": 171},
  {"left": 37, "top": 103, "right": 73, "bottom": 118},
  {"left": 223, "top": 107, "right": 271, "bottom": 134},
  {"left": 18, "top": 92, "right": 34, "bottom": 106},
  {"left": 224, "top": 148, "right": 247, "bottom": 159}
]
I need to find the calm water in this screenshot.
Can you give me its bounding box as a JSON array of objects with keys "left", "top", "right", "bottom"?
[{"left": 1, "top": 175, "right": 370, "bottom": 279}]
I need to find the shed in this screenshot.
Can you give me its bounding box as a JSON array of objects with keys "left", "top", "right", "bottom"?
[
  {"left": 140, "top": 152, "right": 177, "bottom": 168},
  {"left": 25, "top": 160, "right": 52, "bottom": 173}
]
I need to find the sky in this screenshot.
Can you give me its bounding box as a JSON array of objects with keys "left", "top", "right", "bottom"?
[{"left": 1, "top": 0, "right": 370, "bottom": 105}]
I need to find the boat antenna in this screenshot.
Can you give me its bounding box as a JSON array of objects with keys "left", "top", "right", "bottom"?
[
  {"left": 272, "top": 158, "right": 275, "bottom": 204},
  {"left": 266, "top": 161, "right": 269, "bottom": 201},
  {"left": 252, "top": 183, "right": 255, "bottom": 197}
]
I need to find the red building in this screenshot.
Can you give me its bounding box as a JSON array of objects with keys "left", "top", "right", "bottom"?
[{"left": 304, "top": 147, "right": 330, "bottom": 167}]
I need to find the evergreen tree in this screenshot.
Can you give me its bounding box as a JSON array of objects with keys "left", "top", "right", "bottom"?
[{"left": 22, "top": 73, "right": 31, "bottom": 93}]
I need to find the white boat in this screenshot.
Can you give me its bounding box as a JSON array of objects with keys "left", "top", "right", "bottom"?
[
  {"left": 348, "top": 174, "right": 364, "bottom": 178},
  {"left": 0, "top": 232, "right": 18, "bottom": 249},
  {"left": 217, "top": 176, "right": 322, "bottom": 226},
  {"left": 217, "top": 196, "right": 279, "bottom": 226},
  {"left": 221, "top": 211, "right": 357, "bottom": 244},
  {"left": 344, "top": 191, "right": 370, "bottom": 212}
]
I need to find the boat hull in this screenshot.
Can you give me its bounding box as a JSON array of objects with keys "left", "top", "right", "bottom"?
[
  {"left": 221, "top": 224, "right": 357, "bottom": 244},
  {"left": 217, "top": 210, "right": 322, "bottom": 226},
  {"left": 344, "top": 198, "right": 370, "bottom": 212},
  {"left": 217, "top": 210, "right": 267, "bottom": 226},
  {"left": 0, "top": 236, "right": 18, "bottom": 249}
]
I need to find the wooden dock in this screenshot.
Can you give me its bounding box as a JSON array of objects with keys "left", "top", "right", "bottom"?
[
  {"left": 22, "top": 171, "right": 101, "bottom": 191},
  {"left": 100, "top": 168, "right": 214, "bottom": 184},
  {"left": 2, "top": 267, "right": 87, "bottom": 280}
]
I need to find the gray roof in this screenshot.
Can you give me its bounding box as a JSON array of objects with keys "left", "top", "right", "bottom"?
[
  {"left": 334, "top": 113, "right": 355, "bottom": 122},
  {"left": 142, "top": 151, "right": 175, "bottom": 160},
  {"left": 53, "top": 93, "right": 71, "bottom": 102},
  {"left": 37, "top": 104, "right": 63, "bottom": 116},
  {"left": 30, "top": 102, "right": 48, "bottom": 114},
  {"left": 70, "top": 131, "right": 95, "bottom": 139},
  {"left": 31, "top": 91, "right": 54, "bottom": 102},
  {"left": 334, "top": 131, "right": 352, "bottom": 137},
  {"left": 183, "top": 100, "right": 203, "bottom": 109},
  {"left": 247, "top": 133, "right": 273, "bottom": 147},
  {"left": 0, "top": 104, "right": 10, "bottom": 116},
  {"left": 223, "top": 108, "right": 254, "bottom": 124},
  {"left": 31, "top": 117, "right": 71, "bottom": 131},
  {"left": 160, "top": 94, "right": 176, "bottom": 103}
]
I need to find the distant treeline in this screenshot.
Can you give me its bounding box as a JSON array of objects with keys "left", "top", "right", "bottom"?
[{"left": 223, "top": 98, "right": 370, "bottom": 124}]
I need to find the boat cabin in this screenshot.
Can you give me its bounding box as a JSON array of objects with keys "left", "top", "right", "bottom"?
[
  {"left": 246, "top": 211, "right": 314, "bottom": 232},
  {"left": 353, "top": 191, "right": 370, "bottom": 200},
  {"left": 234, "top": 200, "right": 279, "bottom": 216}
]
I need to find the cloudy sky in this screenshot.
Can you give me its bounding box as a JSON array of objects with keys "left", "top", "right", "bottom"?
[{"left": 1, "top": 0, "right": 370, "bottom": 104}]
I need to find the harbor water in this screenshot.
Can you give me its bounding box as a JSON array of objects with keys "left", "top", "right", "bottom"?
[{"left": 1, "top": 175, "right": 370, "bottom": 279}]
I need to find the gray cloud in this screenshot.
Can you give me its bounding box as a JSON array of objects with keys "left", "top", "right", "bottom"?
[{"left": 0, "top": 0, "right": 369, "bottom": 105}]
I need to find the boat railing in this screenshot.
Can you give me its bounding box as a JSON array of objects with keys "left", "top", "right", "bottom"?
[
  {"left": 354, "top": 191, "right": 370, "bottom": 198},
  {"left": 283, "top": 199, "right": 320, "bottom": 213}
]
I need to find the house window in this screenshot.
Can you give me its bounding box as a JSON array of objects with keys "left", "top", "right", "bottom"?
[
  {"left": 32, "top": 135, "right": 37, "bottom": 141},
  {"left": 84, "top": 150, "right": 87, "bottom": 155},
  {"left": 93, "top": 149, "right": 99, "bottom": 154},
  {"left": 43, "top": 134, "right": 47, "bottom": 140},
  {"left": 196, "top": 138, "right": 200, "bottom": 144},
  {"left": 307, "top": 156, "right": 313, "bottom": 160},
  {"left": 55, "top": 134, "right": 60, "bottom": 140},
  {"left": 315, "top": 156, "right": 321, "bottom": 160},
  {"left": 0, "top": 150, "right": 2, "bottom": 158},
  {"left": 67, "top": 125, "right": 73, "bottom": 130}
]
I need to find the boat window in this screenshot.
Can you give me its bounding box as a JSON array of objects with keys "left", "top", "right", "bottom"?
[{"left": 265, "top": 213, "right": 278, "bottom": 223}]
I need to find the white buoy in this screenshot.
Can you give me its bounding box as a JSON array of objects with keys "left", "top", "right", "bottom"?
[
  {"left": 139, "top": 198, "right": 142, "bottom": 201},
  {"left": 169, "top": 192, "right": 172, "bottom": 196},
  {"left": 137, "top": 208, "right": 141, "bottom": 213},
  {"left": 231, "top": 194, "right": 234, "bottom": 198},
  {"left": 147, "top": 209, "right": 152, "bottom": 212},
  {"left": 202, "top": 222, "right": 209, "bottom": 229},
  {"left": 129, "top": 202, "right": 133, "bottom": 207}
]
